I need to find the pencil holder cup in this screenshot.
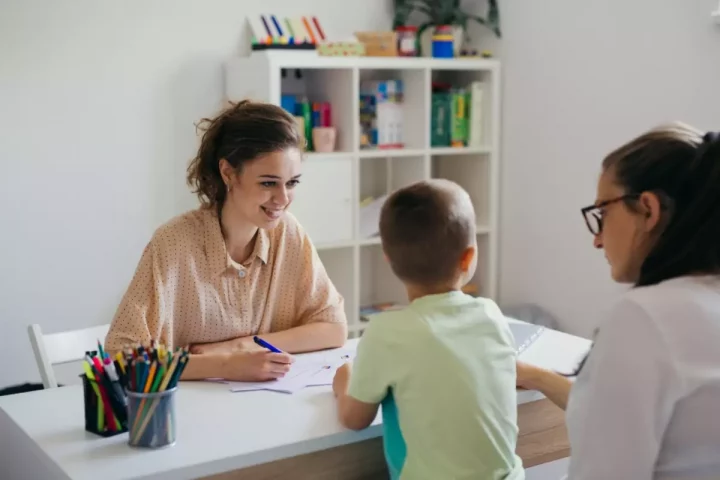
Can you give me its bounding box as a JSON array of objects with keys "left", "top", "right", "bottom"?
[
  {"left": 81, "top": 374, "right": 128, "bottom": 437},
  {"left": 312, "top": 127, "right": 336, "bottom": 152},
  {"left": 127, "top": 387, "right": 178, "bottom": 448}
]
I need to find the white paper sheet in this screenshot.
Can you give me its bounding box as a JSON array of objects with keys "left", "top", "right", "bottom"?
[{"left": 226, "top": 348, "right": 355, "bottom": 394}]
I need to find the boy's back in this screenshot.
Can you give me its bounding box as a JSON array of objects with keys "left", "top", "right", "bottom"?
[{"left": 349, "top": 291, "right": 525, "bottom": 480}]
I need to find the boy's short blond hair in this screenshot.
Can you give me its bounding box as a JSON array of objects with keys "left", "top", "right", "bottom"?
[{"left": 379, "top": 179, "right": 476, "bottom": 286}]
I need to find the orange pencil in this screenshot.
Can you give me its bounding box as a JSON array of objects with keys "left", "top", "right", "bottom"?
[
  {"left": 131, "top": 353, "right": 182, "bottom": 444},
  {"left": 301, "top": 16, "right": 317, "bottom": 44}
]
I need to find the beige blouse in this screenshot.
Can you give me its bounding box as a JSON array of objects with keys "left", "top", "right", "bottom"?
[{"left": 105, "top": 208, "right": 346, "bottom": 352}]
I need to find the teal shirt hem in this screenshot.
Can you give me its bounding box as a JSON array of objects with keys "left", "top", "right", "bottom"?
[{"left": 381, "top": 390, "right": 406, "bottom": 480}]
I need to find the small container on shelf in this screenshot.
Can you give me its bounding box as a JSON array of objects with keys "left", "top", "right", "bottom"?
[
  {"left": 395, "top": 26, "right": 418, "bottom": 57},
  {"left": 431, "top": 25, "right": 454, "bottom": 58},
  {"left": 312, "top": 127, "right": 337, "bottom": 152},
  {"left": 282, "top": 96, "right": 337, "bottom": 152},
  {"left": 355, "top": 31, "right": 398, "bottom": 57},
  {"left": 317, "top": 41, "right": 365, "bottom": 57}
]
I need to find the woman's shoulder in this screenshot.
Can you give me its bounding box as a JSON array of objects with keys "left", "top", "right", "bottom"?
[
  {"left": 149, "top": 208, "right": 212, "bottom": 252},
  {"left": 621, "top": 275, "right": 720, "bottom": 313},
  {"left": 604, "top": 275, "right": 720, "bottom": 343}
]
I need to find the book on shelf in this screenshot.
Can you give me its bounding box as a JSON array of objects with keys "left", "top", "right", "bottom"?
[
  {"left": 360, "top": 302, "right": 405, "bottom": 322},
  {"left": 467, "top": 81, "right": 485, "bottom": 147},
  {"left": 430, "top": 81, "right": 486, "bottom": 148},
  {"left": 359, "top": 80, "right": 404, "bottom": 150}
]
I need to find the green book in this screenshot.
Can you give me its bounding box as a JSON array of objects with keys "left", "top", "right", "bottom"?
[
  {"left": 450, "top": 89, "right": 467, "bottom": 147},
  {"left": 431, "top": 92, "right": 451, "bottom": 147}
]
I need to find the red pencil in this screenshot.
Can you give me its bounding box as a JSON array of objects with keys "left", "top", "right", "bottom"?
[{"left": 312, "top": 17, "right": 326, "bottom": 41}]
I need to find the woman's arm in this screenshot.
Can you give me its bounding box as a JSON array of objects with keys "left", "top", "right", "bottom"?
[
  {"left": 287, "top": 225, "right": 349, "bottom": 350},
  {"left": 180, "top": 350, "right": 294, "bottom": 382},
  {"left": 517, "top": 362, "right": 573, "bottom": 410},
  {"left": 181, "top": 353, "right": 227, "bottom": 380},
  {"left": 565, "top": 299, "right": 683, "bottom": 479},
  {"left": 253, "top": 322, "right": 347, "bottom": 353},
  {"left": 189, "top": 321, "right": 347, "bottom": 355}
]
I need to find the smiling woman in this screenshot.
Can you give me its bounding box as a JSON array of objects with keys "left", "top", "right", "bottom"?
[{"left": 104, "top": 100, "right": 348, "bottom": 382}]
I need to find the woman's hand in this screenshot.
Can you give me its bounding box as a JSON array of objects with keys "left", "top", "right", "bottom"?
[
  {"left": 189, "top": 336, "right": 259, "bottom": 355},
  {"left": 221, "top": 350, "right": 295, "bottom": 382}
]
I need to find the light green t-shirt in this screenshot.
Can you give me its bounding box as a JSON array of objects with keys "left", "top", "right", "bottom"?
[{"left": 348, "top": 291, "right": 525, "bottom": 480}]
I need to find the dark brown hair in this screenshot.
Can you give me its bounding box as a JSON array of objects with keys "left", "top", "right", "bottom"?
[
  {"left": 186, "top": 100, "right": 303, "bottom": 209},
  {"left": 565, "top": 123, "right": 720, "bottom": 378},
  {"left": 603, "top": 122, "right": 720, "bottom": 287},
  {"left": 379, "top": 179, "right": 475, "bottom": 286}
]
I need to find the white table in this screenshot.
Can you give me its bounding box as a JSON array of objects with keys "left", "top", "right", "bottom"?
[{"left": 0, "top": 328, "right": 591, "bottom": 480}]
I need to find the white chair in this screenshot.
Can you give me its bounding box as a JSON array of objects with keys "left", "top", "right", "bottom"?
[{"left": 27, "top": 323, "right": 110, "bottom": 388}]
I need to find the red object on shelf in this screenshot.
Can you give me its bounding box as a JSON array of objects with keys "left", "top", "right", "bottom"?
[
  {"left": 395, "top": 25, "right": 418, "bottom": 57},
  {"left": 320, "top": 102, "right": 331, "bottom": 127}
]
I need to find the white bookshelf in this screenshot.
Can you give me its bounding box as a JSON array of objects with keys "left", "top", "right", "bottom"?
[{"left": 225, "top": 51, "right": 501, "bottom": 337}]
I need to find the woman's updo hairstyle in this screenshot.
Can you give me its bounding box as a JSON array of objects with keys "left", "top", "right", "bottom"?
[
  {"left": 601, "top": 122, "right": 720, "bottom": 287},
  {"left": 186, "top": 100, "right": 303, "bottom": 209}
]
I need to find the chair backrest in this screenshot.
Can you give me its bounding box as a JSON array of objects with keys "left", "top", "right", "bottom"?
[{"left": 27, "top": 323, "right": 110, "bottom": 389}]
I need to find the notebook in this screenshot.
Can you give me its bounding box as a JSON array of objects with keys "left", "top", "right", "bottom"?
[{"left": 508, "top": 321, "right": 546, "bottom": 354}]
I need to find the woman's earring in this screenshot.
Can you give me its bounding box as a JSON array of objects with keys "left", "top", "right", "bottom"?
[{"left": 226, "top": 182, "right": 232, "bottom": 193}]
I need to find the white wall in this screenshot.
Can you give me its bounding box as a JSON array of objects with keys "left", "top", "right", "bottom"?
[
  {"left": 497, "top": 0, "right": 720, "bottom": 337},
  {"left": 0, "top": 0, "right": 391, "bottom": 388},
  {"left": 2, "top": 0, "right": 718, "bottom": 388}
]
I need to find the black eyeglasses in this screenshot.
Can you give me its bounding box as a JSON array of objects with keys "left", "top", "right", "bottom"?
[{"left": 580, "top": 194, "right": 640, "bottom": 235}]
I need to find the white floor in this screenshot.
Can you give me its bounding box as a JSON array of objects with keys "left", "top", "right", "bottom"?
[{"left": 525, "top": 457, "right": 569, "bottom": 480}]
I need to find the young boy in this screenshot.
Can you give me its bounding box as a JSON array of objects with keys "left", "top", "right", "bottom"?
[{"left": 333, "top": 179, "right": 524, "bottom": 479}]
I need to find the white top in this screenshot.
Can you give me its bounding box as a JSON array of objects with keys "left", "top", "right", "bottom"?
[
  {"left": 566, "top": 275, "right": 720, "bottom": 479},
  {"left": 0, "top": 328, "right": 590, "bottom": 480}
]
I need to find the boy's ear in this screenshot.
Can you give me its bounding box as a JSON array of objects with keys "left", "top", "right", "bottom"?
[{"left": 459, "top": 246, "right": 475, "bottom": 272}]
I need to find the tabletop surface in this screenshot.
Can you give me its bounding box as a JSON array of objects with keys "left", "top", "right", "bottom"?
[{"left": 0, "top": 327, "right": 591, "bottom": 480}]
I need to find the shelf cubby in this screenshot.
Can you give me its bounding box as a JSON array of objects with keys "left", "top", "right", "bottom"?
[
  {"left": 431, "top": 154, "right": 491, "bottom": 229},
  {"left": 316, "top": 247, "right": 356, "bottom": 328},
  {"left": 359, "top": 243, "right": 407, "bottom": 320},
  {"left": 359, "top": 68, "right": 428, "bottom": 151},
  {"left": 226, "top": 52, "right": 501, "bottom": 337},
  {"left": 280, "top": 68, "right": 356, "bottom": 153}
]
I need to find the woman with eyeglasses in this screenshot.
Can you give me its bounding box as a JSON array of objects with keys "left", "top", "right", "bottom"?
[{"left": 516, "top": 123, "right": 720, "bottom": 479}]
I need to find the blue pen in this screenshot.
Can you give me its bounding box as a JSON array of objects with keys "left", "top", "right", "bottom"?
[
  {"left": 270, "top": 15, "right": 284, "bottom": 37},
  {"left": 253, "top": 336, "right": 282, "bottom": 353}
]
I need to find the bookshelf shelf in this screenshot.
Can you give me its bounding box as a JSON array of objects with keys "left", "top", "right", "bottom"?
[
  {"left": 225, "top": 51, "right": 501, "bottom": 337},
  {"left": 358, "top": 148, "right": 427, "bottom": 159},
  {"left": 430, "top": 146, "right": 492, "bottom": 156},
  {"left": 305, "top": 152, "right": 354, "bottom": 160}
]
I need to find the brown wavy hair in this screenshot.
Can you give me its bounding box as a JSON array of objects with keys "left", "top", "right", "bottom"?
[{"left": 186, "top": 100, "right": 303, "bottom": 209}]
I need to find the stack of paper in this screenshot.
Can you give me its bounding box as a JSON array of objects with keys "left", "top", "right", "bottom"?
[{"left": 221, "top": 348, "right": 355, "bottom": 394}]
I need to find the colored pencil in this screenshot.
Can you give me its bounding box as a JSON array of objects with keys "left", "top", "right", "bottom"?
[{"left": 81, "top": 340, "right": 189, "bottom": 440}]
